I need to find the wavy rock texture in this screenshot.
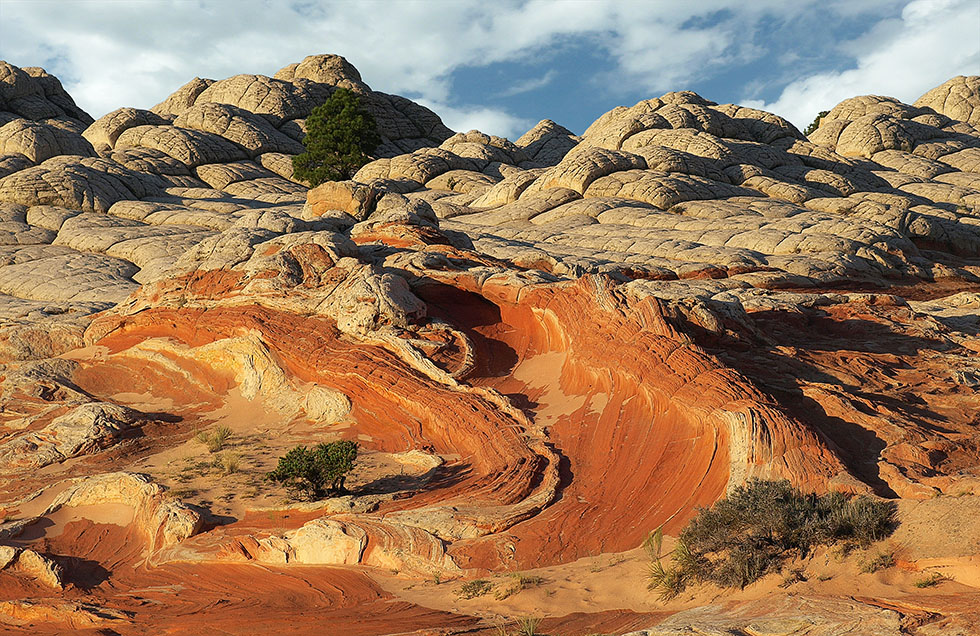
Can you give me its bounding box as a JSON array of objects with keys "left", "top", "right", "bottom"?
[{"left": 1, "top": 57, "right": 980, "bottom": 635}]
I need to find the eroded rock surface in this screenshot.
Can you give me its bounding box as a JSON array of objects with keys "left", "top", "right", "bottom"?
[{"left": 1, "top": 57, "right": 979, "bottom": 635}]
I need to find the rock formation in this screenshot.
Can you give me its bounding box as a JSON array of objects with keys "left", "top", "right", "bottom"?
[{"left": 1, "top": 55, "right": 979, "bottom": 634}]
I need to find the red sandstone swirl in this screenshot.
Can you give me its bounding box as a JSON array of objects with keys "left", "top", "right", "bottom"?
[{"left": 78, "top": 245, "right": 853, "bottom": 573}]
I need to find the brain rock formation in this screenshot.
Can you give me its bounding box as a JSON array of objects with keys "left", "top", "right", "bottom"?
[{"left": 1, "top": 56, "right": 980, "bottom": 635}]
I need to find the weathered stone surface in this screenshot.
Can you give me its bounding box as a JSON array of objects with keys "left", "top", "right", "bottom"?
[
  {"left": 626, "top": 596, "right": 903, "bottom": 636},
  {"left": 115, "top": 124, "right": 248, "bottom": 168},
  {"left": 306, "top": 180, "right": 380, "bottom": 219},
  {"left": 302, "top": 384, "right": 351, "bottom": 424},
  {"left": 0, "top": 61, "right": 92, "bottom": 127},
  {"left": 84, "top": 107, "right": 170, "bottom": 149},
  {"left": 286, "top": 517, "right": 367, "bottom": 564},
  {"left": 173, "top": 102, "right": 304, "bottom": 156},
  {"left": 0, "top": 119, "right": 95, "bottom": 163},
  {"left": 47, "top": 472, "right": 202, "bottom": 548},
  {"left": 0, "top": 58, "right": 979, "bottom": 636},
  {"left": 515, "top": 118, "right": 581, "bottom": 166},
  {"left": 0, "top": 546, "right": 16, "bottom": 570},
  {"left": 0, "top": 402, "right": 141, "bottom": 470},
  {"left": 11, "top": 549, "right": 63, "bottom": 589},
  {"left": 151, "top": 77, "right": 214, "bottom": 118},
  {"left": 915, "top": 75, "right": 980, "bottom": 126},
  {"left": 0, "top": 155, "right": 165, "bottom": 212}
]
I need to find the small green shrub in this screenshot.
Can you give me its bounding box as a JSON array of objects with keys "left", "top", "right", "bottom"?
[
  {"left": 267, "top": 440, "right": 358, "bottom": 499},
  {"left": 495, "top": 572, "right": 545, "bottom": 600},
  {"left": 647, "top": 479, "right": 897, "bottom": 599},
  {"left": 803, "top": 110, "right": 829, "bottom": 136},
  {"left": 195, "top": 425, "right": 231, "bottom": 453},
  {"left": 457, "top": 578, "right": 493, "bottom": 599},
  {"left": 516, "top": 616, "right": 541, "bottom": 636},
  {"left": 860, "top": 549, "right": 895, "bottom": 573},
  {"left": 647, "top": 556, "right": 686, "bottom": 602},
  {"left": 914, "top": 572, "right": 947, "bottom": 588}
]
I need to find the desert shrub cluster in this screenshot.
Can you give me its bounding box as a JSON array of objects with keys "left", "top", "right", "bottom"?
[
  {"left": 648, "top": 479, "right": 896, "bottom": 599},
  {"left": 195, "top": 425, "right": 231, "bottom": 452}
]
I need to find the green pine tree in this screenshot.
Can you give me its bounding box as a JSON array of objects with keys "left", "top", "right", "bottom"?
[
  {"left": 292, "top": 88, "right": 381, "bottom": 186},
  {"left": 267, "top": 440, "right": 358, "bottom": 499}
]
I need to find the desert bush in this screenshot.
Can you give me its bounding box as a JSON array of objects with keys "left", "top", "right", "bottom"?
[
  {"left": 914, "top": 572, "right": 948, "bottom": 588},
  {"left": 292, "top": 87, "right": 381, "bottom": 185},
  {"left": 195, "top": 425, "right": 231, "bottom": 453},
  {"left": 267, "top": 440, "right": 357, "bottom": 499},
  {"left": 495, "top": 572, "right": 545, "bottom": 600},
  {"left": 860, "top": 549, "right": 895, "bottom": 573},
  {"left": 516, "top": 617, "right": 541, "bottom": 636},
  {"left": 215, "top": 452, "right": 240, "bottom": 475},
  {"left": 647, "top": 479, "right": 896, "bottom": 599},
  {"left": 457, "top": 578, "right": 493, "bottom": 599}
]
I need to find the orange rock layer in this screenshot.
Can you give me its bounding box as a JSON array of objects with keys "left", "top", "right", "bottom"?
[{"left": 79, "top": 265, "right": 850, "bottom": 572}]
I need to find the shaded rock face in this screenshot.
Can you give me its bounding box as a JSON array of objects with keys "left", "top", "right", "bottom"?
[{"left": 0, "top": 56, "right": 979, "bottom": 634}]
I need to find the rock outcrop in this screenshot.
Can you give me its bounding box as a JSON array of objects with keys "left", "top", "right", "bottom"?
[{"left": 1, "top": 56, "right": 979, "bottom": 635}]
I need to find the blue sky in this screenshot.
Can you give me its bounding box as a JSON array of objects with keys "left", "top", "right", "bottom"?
[{"left": 1, "top": 0, "right": 978, "bottom": 137}]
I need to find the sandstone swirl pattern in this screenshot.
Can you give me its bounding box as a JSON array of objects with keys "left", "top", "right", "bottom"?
[{"left": 1, "top": 55, "right": 979, "bottom": 634}]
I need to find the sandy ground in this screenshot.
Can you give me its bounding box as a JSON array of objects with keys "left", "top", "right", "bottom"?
[
  {"left": 3, "top": 307, "right": 979, "bottom": 635},
  {"left": 368, "top": 521, "right": 980, "bottom": 631}
]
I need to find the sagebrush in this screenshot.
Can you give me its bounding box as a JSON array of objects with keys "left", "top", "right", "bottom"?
[
  {"left": 195, "top": 425, "right": 231, "bottom": 453},
  {"left": 647, "top": 479, "right": 896, "bottom": 599}
]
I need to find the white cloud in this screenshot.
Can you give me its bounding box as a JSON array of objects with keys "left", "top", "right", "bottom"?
[
  {"left": 418, "top": 100, "right": 535, "bottom": 140},
  {"left": 0, "top": 0, "right": 975, "bottom": 138},
  {"left": 742, "top": 0, "right": 980, "bottom": 128}
]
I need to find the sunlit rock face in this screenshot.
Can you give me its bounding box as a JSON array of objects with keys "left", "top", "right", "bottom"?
[{"left": 1, "top": 55, "right": 980, "bottom": 634}]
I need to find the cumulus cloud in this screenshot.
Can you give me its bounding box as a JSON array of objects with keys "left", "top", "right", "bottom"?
[
  {"left": 0, "top": 0, "right": 975, "bottom": 137},
  {"left": 742, "top": 0, "right": 980, "bottom": 128},
  {"left": 417, "top": 100, "right": 536, "bottom": 139}
]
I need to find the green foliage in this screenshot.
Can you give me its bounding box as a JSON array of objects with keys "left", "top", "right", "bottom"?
[
  {"left": 457, "top": 578, "right": 493, "bottom": 599},
  {"left": 516, "top": 616, "right": 541, "bottom": 636},
  {"left": 292, "top": 87, "right": 381, "bottom": 186},
  {"left": 803, "top": 110, "right": 829, "bottom": 136},
  {"left": 267, "top": 440, "right": 358, "bottom": 499},
  {"left": 495, "top": 572, "right": 545, "bottom": 600},
  {"left": 914, "top": 572, "right": 947, "bottom": 588},
  {"left": 860, "top": 549, "right": 895, "bottom": 574},
  {"left": 647, "top": 479, "right": 897, "bottom": 599},
  {"left": 647, "top": 556, "right": 686, "bottom": 602},
  {"left": 195, "top": 425, "right": 231, "bottom": 453}
]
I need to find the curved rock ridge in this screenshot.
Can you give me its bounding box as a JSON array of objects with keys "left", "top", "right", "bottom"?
[
  {"left": 61, "top": 232, "right": 843, "bottom": 575},
  {"left": 0, "top": 62, "right": 92, "bottom": 130}
]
